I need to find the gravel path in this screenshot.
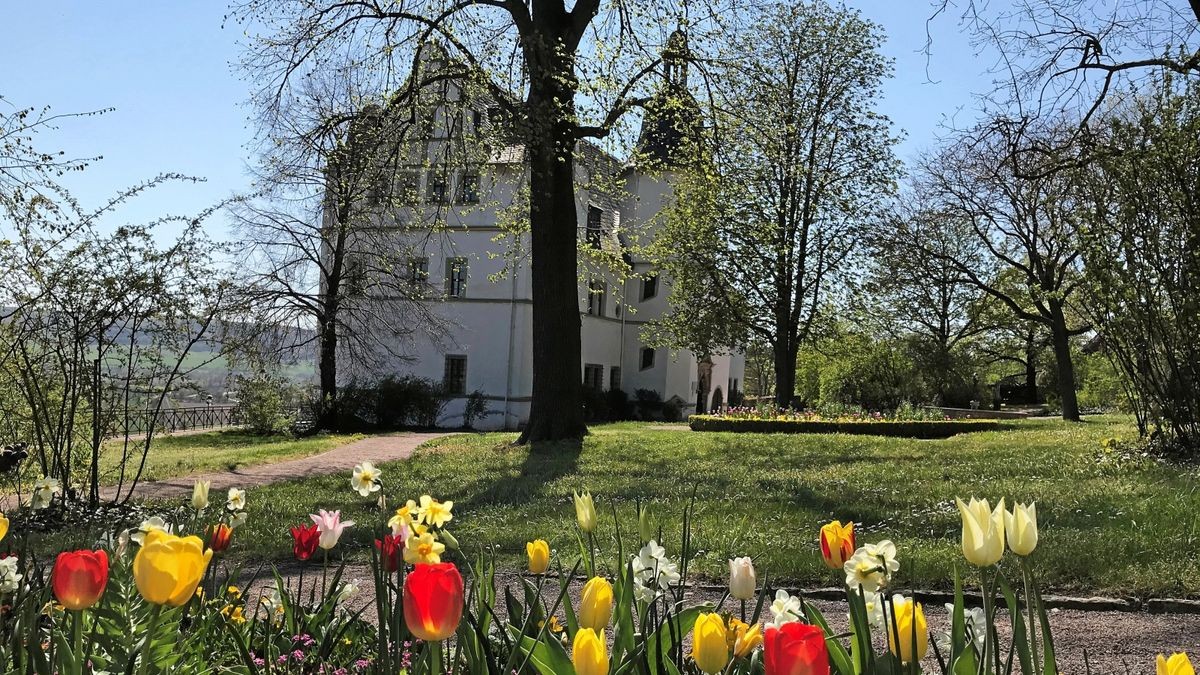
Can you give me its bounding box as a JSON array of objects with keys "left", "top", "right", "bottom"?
[
  {"left": 98, "top": 432, "right": 453, "bottom": 502},
  {"left": 233, "top": 564, "right": 1194, "bottom": 675}
]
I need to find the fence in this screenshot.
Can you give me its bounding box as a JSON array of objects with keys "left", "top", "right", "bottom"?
[{"left": 114, "top": 405, "right": 242, "bottom": 436}]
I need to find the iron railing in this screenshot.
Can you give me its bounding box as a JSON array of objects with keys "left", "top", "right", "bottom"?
[{"left": 114, "top": 405, "right": 242, "bottom": 436}]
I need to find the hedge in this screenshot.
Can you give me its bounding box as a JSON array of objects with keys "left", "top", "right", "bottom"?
[{"left": 687, "top": 415, "right": 1001, "bottom": 438}]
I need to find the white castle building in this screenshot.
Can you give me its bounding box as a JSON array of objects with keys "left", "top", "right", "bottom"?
[{"left": 339, "top": 35, "right": 744, "bottom": 430}]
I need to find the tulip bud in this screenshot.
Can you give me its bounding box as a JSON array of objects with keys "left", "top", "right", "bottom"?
[
  {"left": 191, "top": 480, "right": 210, "bottom": 511},
  {"left": 133, "top": 531, "right": 212, "bottom": 607},
  {"left": 572, "top": 628, "right": 609, "bottom": 675},
  {"left": 887, "top": 595, "right": 928, "bottom": 664},
  {"left": 526, "top": 539, "right": 550, "bottom": 575},
  {"left": 403, "top": 563, "right": 464, "bottom": 641},
  {"left": 574, "top": 491, "right": 597, "bottom": 533},
  {"left": 819, "top": 520, "right": 855, "bottom": 569},
  {"left": 956, "top": 497, "right": 1005, "bottom": 567},
  {"left": 440, "top": 529, "right": 460, "bottom": 551},
  {"left": 1005, "top": 502, "right": 1038, "bottom": 556},
  {"left": 728, "top": 556, "right": 757, "bottom": 600},
  {"left": 638, "top": 502, "right": 655, "bottom": 542},
  {"left": 578, "top": 577, "right": 614, "bottom": 631},
  {"left": 1157, "top": 652, "right": 1195, "bottom": 675},
  {"left": 692, "top": 612, "right": 730, "bottom": 674}
]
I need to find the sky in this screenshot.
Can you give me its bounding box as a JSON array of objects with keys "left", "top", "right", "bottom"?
[{"left": 1, "top": 1, "right": 992, "bottom": 241}]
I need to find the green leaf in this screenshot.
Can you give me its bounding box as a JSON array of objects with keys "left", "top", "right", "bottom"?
[
  {"left": 514, "top": 632, "right": 576, "bottom": 675},
  {"left": 806, "top": 600, "right": 855, "bottom": 675},
  {"left": 997, "top": 576, "right": 1033, "bottom": 675}
]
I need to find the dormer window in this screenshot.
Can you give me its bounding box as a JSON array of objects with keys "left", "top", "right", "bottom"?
[{"left": 586, "top": 205, "right": 602, "bottom": 248}]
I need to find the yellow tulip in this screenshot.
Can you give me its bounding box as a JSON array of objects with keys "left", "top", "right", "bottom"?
[
  {"left": 0, "top": 512, "right": 8, "bottom": 543},
  {"left": 1159, "top": 653, "right": 1196, "bottom": 675},
  {"left": 578, "top": 576, "right": 613, "bottom": 631},
  {"left": 132, "top": 530, "right": 212, "bottom": 607},
  {"left": 572, "top": 628, "right": 609, "bottom": 675},
  {"left": 887, "top": 595, "right": 928, "bottom": 664},
  {"left": 956, "top": 497, "right": 1005, "bottom": 567},
  {"left": 726, "top": 618, "right": 763, "bottom": 658},
  {"left": 692, "top": 612, "right": 730, "bottom": 673},
  {"left": 573, "top": 490, "right": 597, "bottom": 533},
  {"left": 526, "top": 539, "right": 550, "bottom": 574},
  {"left": 1005, "top": 502, "right": 1038, "bottom": 556}
]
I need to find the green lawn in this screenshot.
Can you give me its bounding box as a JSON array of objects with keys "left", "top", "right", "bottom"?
[
  {"left": 189, "top": 416, "right": 1200, "bottom": 598},
  {"left": 94, "top": 429, "right": 364, "bottom": 485}
]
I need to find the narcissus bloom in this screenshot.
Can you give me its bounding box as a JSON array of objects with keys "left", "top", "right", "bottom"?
[
  {"left": 819, "top": 521, "right": 855, "bottom": 569},
  {"left": 573, "top": 490, "right": 597, "bottom": 533},
  {"left": 728, "top": 556, "right": 757, "bottom": 600},
  {"left": 403, "top": 562, "right": 464, "bottom": 641},
  {"left": 226, "top": 487, "right": 246, "bottom": 512},
  {"left": 310, "top": 509, "right": 354, "bottom": 550},
  {"left": 692, "top": 612, "right": 730, "bottom": 674},
  {"left": 887, "top": 595, "right": 928, "bottom": 664},
  {"left": 52, "top": 549, "right": 108, "bottom": 610},
  {"left": 351, "top": 461, "right": 382, "bottom": 497},
  {"left": 132, "top": 530, "right": 212, "bottom": 607},
  {"left": 764, "top": 621, "right": 830, "bottom": 675},
  {"left": 957, "top": 497, "right": 1006, "bottom": 567},
  {"left": 375, "top": 534, "right": 404, "bottom": 573},
  {"left": 526, "top": 539, "right": 550, "bottom": 574},
  {"left": 404, "top": 531, "right": 446, "bottom": 564},
  {"left": 578, "top": 576, "right": 613, "bottom": 631},
  {"left": 389, "top": 499, "right": 419, "bottom": 536},
  {"left": 31, "top": 476, "right": 60, "bottom": 510},
  {"left": 191, "top": 480, "right": 210, "bottom": 511},
  {"left": 207, "top": 523, "right": 233, "bottom": 553},
  {"left": 843, "top": 541, "right": 899, "bottom": 593},
  {"left": 572, "top": 628, "right": 609, "bottom": 675},
  {"left": 1158, "top": 653, "right": 1195, "bottom": 675},
  {"left": 1005, "top": 502, "right": 1038, "bottom": 556},
  {"left": 291, "top": 523, "right": 320, "bottom": 561},
  {"left": 417, "top": 495, "right": 454, "bottom": 528}
]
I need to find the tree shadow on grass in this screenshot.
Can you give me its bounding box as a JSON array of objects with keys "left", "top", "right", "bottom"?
[{"left": 452, "top": 437, "right": 584, "bottom": 511}]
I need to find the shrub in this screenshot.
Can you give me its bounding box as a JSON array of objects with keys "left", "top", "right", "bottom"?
[
  {"left": 462, "top": 390, "right": 489, "bottom": 429},
  {"left": 819, "top": 340, "right": 926, "bottom": 411},
  {"left": 606, "top": 388, "right": 632, "bottom": 420},
  {"left": 633, "top": 388, "right": 664, "bottom": 419},
  {"left": 662, "top": 396, "right": 683, "bottom": 422},
  {"left": 332, "top": 376, "right": 450, "bottom": 431},
  {"left": 688, "top": 415, "right": 1000, "bottom": 438},
  {"left": 232, "top": 372, "right": 299, "bottom": 435}
]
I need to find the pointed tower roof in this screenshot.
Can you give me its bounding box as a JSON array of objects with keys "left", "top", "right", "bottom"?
[{"left": 634, "top": 28, "right": 704, "bottom": 169}]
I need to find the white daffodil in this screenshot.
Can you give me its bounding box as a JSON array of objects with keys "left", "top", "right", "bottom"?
[
  {"left": 769, "top": 589, "right": 803, "bottom": 627},
  {"left": 844, "top": 540, "right": 901, "bottom": 592},
  {"left": 130, "top": 517, "right": 171, "bottom": 545},
  {"left": 229, "top": 511, "right": 248, "bottom": 529},
  {"left": 934, "top": 603, "right": 987, "bottom": 655},
  {"left": 0, "top": 557, "right": 21, "bottom": 593},
  {"left": 227, "top": 487, "right": 247, "bottom": 512},
  {"left": 30, "top": 476, "right": 61, "bottom": 510},
  {"left": 350, "top": 461, "right": 382, "bottom": 498}
]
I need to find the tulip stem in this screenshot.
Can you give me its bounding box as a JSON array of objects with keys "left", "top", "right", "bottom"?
[
  {"left": 740, "top": 599, "right": 746, "bottom": 623},
  {"left": 71, "top": 609, "right": 83, "bottom": 675},
  {"left": 137, "top": 604, "right": 163, "bottom": 675},
  {"left": 1022, "top": 558, "right": 1040, "bottom": 674}
]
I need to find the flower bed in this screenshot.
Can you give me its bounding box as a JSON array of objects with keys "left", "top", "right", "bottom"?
[
  {"left": 0, "top": 462, "right": 1192, "bottom": 674},
  {"left": 689, "top": 415, "right": 1001, "bottom": 438}
]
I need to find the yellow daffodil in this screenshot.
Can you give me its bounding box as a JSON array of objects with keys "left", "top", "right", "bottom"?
[
  {"left": 692, "top": 612, "right": 729, "bottom": 674},
  {"left": 1005, "top": 502, "right": 1038, "bottom": 556},
  {"left": 403, "top": 531, "right": 446, "bottom": 564},
  {"left": 389, "top": 499, "right": 419, "bottom": 535},
  {"left": 572, "top": 628, "right": 609, "bottom": 675},
  {"left": 726, "top": 618, "right": 763, "bottom": 658},
  {"left": 956, "top": 497, "right": 1005, "bottom": 567},
  {"left": 132, "top": 530, "right": 212, "bottom": 607},
  {"left": 227, "top": 585, "right": 242, "bottom": 599},
  {"left": 526, "top": 539, "right": 550, "bottom": 574},
  {"left": 1158, "top": 653, "right": 1196, "bottom": 675},
  {"left": 887, "top": 595, "right": 928, "bottom": 664},
  {"left": 417, "top": 495, "right": 454, "bottom": 528},
  {"left": 573, "top": 490, "right": 597, "bottom": 533},
  {"left": 578, "top": 577, "right": 614, "bottom": 631}
]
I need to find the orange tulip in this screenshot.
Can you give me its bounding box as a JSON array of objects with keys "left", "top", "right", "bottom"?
[
  {"left": 403, "top": 562, "right": 464, "bottom": 641},
  {"left": 819, "top": 521, "right": 855, "bottom": 569},
  {"left": 207, "top": 523, "right": 233, "bottom": 553},
  {"left": 52, "top": 549, "right": 109, "bottom": 610}
]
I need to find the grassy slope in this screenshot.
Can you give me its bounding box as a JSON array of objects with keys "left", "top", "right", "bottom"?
[{"left": 215, "top": 416, "right": 1200, "bottom": 597}]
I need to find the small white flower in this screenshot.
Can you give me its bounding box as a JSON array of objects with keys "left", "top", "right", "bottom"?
[
  {"left": 350, "top": 461, "right": 382, "bottom": 497},
  {"left": 130, "top": 517, "right": 171, "bottom": 545},
  {"left": 934, "top": 603, "right": 986, "bottom": 655},
  {"left": 229, "top": 511, "right": 249, "bottom": 529},
  {"left": 769, "top": 589, "right": 802, "bottom": 626},
  {"left": 30, "top": 476, "right": 61, "bottom": 510},
  {"left": 227, "top": 487, "right": 247, "bottom": 511},
  {"left": 844, "top": 540, "right": 901, "bottom": 593},
  {"left": 336, "top": 579, "right": 361, "bottom": 604},
  {"left": 0, "top": 557, "right": 22, "bottom": 594}
]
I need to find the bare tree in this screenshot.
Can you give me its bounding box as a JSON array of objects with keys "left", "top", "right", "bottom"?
[{"left": 228, "top": 0, "right": 757, "bottom": 443}]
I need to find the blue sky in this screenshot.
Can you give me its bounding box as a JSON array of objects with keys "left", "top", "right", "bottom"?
[{"left": 1, "top": 1, "right": 990, "bottom": 239}]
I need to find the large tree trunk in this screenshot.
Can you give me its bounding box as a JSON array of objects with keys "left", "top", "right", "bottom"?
[
  {"left": 517, "top": 47, "right": 587, "bottom": 444},
  {"left": 1049, "top": 304, "right": 1080, "bottom": 421},
  {"left": 318, "top": 313, "right": 338, "bottom": 427},
  {"left": 772, "top": 339, "right": 797, "bottom": 409}
]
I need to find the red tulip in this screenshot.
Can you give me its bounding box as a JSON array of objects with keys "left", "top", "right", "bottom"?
[
  {"left": 208, "top": 523, "right": 233, "bottom": 553},
  {"left": 764, "top": 622, "right": 830, "bottom": 675},
  {"left": 375, "top": 534, "right": 404, "bottom": 573},
  {"left": 403, "top": 562, "right": 464, "bottom": 641},
  {"left": 291, "top": 524, "right": 320, "bottom": 561},
  {"left": 52, "top": 549, "right": 109, "bottom": 611}
]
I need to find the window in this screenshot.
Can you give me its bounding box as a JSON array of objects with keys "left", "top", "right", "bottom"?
[
  {"left": 446, "top": 257, "right": 468, "bottom": 297},
  {"left": 409, "top": 257, "right": 429, "bottom": 285},
  {"left": 444, "top": 355, "right": 467, "bottom": 395},
  {"left": 345, "top": 255, "right": 366, "bottom": 296},
  {"left": 471, "top": 109, "right": 483, "bottom": 130},
  {"left": 640, "top": 347, "right": 656, "bottom": 371},
  {"left": 427, "top": 169, "right": 449, "bottom": 203},
  {"left": 586, "top": 280, "right": 606, "bottom": 316},
  {"left": 641, "top": 274, "right": 659, "bottom": 301},
  {"left": 586, "top": 205, "right": 603, "bottom": 248},
  {"left": 397, "top": 171, "right": 421, "bottom": 204},
  {"left": 459, "top": 173, "right": 480, "bottom": 204},
  {"left": 583, "top": 364, "right": 604, "bottom": 392},
  {"left": 609, "top": 366, "right": 622, "bottom": 391}
]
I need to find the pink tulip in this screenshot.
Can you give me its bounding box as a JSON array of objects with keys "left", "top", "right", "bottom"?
[{"left": 310, "top": 509, "right": 355, "bottom": 550}]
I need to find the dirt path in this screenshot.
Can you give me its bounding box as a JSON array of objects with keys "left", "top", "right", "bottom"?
[
  {"left": 99, "top": 432, "right": 454, "bottom": 502},
  {"left": 236, "top": 565, "right": 1191, "bottom": 675}
]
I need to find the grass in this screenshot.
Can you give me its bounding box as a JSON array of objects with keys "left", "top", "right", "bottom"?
[
  {"left": 34, "top": 417, "right": 1200, "bottom": 597},
  {"left": 92, "top": 429, "right": 365, "bottom": 485}
]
